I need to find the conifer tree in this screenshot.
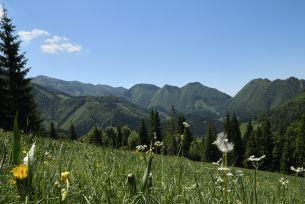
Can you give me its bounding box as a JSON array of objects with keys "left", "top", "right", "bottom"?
[
  {"left": 281, "top": 124, "right": 297, "bottom": 173},
  {"left": 0, "top": 8, "right": 40, "bottom": 131},
  {"left": 117, "top": 126, "right": 122, "bottom": 148},
  {"left": 90, "top": 126, "right": 102, "bottom": 146},
  {"left": 293, "top": 116, "right": 305, "bottom": 167},
  {"left": 203, "top": 122, "right": 220, "bottom": 162},
  {"left": 69, "top": 123, "right": 77, "bottom": 140},
  {"left": 49, "top": 122, "right": 57, "bottom": 139},
  {"left": 272, "top": 132, "right": 284, "bottom": 171},
  {"left": 154, "top": 111, "right": 162, "bottom": 141},
  {"left": 243, "top": 121, "right": 253, "bottom": 146},
  {"left": 244, "top": 128, "right": 260, "bottom": 168},
  {"left": 182, "top": 125, "right": 193, "bottom": 157},
  {"left": 259, "top": 118, "right": 274, "bottom": 170},
  {"left": 139, "top": 119, "right": 149, "bottom": 145},
  {"left": 230, "top": 114, "right": 244, "bottom": 167},
  {"left": 121, "top": 125, "right": 131, "bottom": 147},
  {"left": 177, "top": 113, "right": 186, "bottom": 135}
]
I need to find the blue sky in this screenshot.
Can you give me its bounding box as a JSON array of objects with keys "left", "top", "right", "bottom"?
[{"left": 3, "top": 0, "right": 305, "bottom": 96}]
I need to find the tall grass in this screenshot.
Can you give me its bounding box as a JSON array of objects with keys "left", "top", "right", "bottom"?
[{"left": 0, "top": 132, "right": 305, "bottom": 203}]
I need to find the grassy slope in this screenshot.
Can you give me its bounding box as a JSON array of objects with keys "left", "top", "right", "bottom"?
[{"left": 1, "top": 132, "right": 305, "bottom": 203}]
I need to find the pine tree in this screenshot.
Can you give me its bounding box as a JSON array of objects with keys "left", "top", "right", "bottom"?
[
  {"left": 150, "top": 109, "right": 156, "bottom": 141},
  {"left": 230, "top": 114, "right": 244, "bottom": 167},
  {"left": 281, "top": 124, "right": 298, "bottom": 173},
  {"left": 243, "top": 121, "right": 253, "bottom": 146},
  {"left": 49, "top": 122, "right": 57, "bottom": 139},
  {"left": 293, "top": 116, "right": 305, "bottom": 167},
  {"left": 203, "top": 122, "right": 220, "bottom": 162},
  {"left": 182, "top": 125, "right": 193, "bottom": 157},
  {"left": 177, "top": 113, "right": 186, "bottom": 135},
  {"left": 117, "top": 126, "right": 122, "bottom": 148},
  {"left": 139, "top": 119, "right": 149, "bottom": 145},
  {"left": 69, "top": 123, "right": 77, "bottom": 140},
  {"left": 154, "top": 111, "right": 162, "bottom": 141},
  {"left": 259, "top": 118, "right": 274, "bottom": 170},
  {"left": 90, "top": 126, "right": 102, "bottom": 146},
  {"left": 0, "top": 8, "right": 40, "bottom": 131},
  {"left": 244, "top": 128, "right": 260, "bottom": 168},
  {"left": 272, "top": 132, "right": 284, "bottom": 171}
]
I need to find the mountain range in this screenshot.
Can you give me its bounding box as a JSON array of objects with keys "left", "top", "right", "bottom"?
[{"left": 32, "top": 75, "right": 305, "bottom": 136}]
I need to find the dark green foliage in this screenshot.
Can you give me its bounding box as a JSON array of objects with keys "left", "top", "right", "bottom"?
[
  {"left": 177, "top": 113, "right": 186, "bottom": 135},
  {"left": 12, "top": 111, "right": 21, "bottom": 165},
  {"left": 105, "top": 127, "right": 118, "bottom": 148},
  {"left": 244, "top": 128, "right": 260, "bottom": 168},
  {"left": 89, "top": 126, "right": 102, "bottom": 146},
  {"left": 121, "top": 125, "right": 131, "bottom": 147},
  {"left": 48, "top": 122, "right": 57, "bottom": 139},
  {"left": 243, "top": 121, "right": 253, "bottom": 146},
  {"left": 182, "top": 126, "right": 193, "bottom": 157},
  {"left": 281, "top": 124, "right": 298, "bottom": 173},
  {"left": 189, "top": 140, "right": 203, "bottom": 161},
  {"left": 116, "top": 126, "right": 122, "bottom": 148},
  {"left": 139, "top": 119, "right": 149, "bottom": 145},
  {"left": 203, "top": 122, "right": 220, "bottom": 162},
  {"left": 69, "top": 123, "right": 77, "bottom": 140},
  {"left": 0, "top": 8, "right": 40, "bottom": 131},
  {"left": 272, "top": 132, "right": 284, "bottom": 171},
  {"left": 292, "top": 116, "right": 305, "bottom": 168},
  {"left": 259, "top": 118, "right": 274, "bottom": 170},
  {"left": 150, "top": 110, "right": 162, "bottom": 141},
  {"left": 128, "top": 131, "right": 140, "bottom": 150}
]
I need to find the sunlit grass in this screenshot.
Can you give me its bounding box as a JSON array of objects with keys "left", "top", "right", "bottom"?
[{"left": 1, "top": 131, "right": 305, "bottom": 203}]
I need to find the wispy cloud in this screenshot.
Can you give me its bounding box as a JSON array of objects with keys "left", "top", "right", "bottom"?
[
  {"left": 18, "top": 29, "right": 49, "bottom": 43},
  {"left": 41, "top": 35, "right": 82, "bottom": 53}
]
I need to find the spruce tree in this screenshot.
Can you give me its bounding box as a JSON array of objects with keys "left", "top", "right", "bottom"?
[
  {"left": 139, "top": 119, "right": 149, "bottom": 145},
  {"left": 117, "top": 126, "right": 122, "bottom": 148},
  {"left": 243, "top": 121, "right": 253, "bottom": 146},
  {"left": 281, "top": 124, "right": 298, "bottom": 173},
  {"left": 230, "top": 114, "right": 244, "bottom": 167},
  {"left": 259, "top": 118, "right": 274, "bottom": 170},
  {"left": 293, "top": 116, "right": 305, "bottom": 167},
  {"left": 203, "top": 122, "right": 220, "bottom": 162},
  {"left": 272, "top": 132, "right": 284, "bottom": 171},
  {"left": 0, "top": 8, "right": 40, "bottom": 131},
  {"left": 244, "top": 128, "right": 260, "bottom": 168},
  {"left": 182, "top": 125, "right": 193, "bottom": 157},
  {"left": 177, "top": 113, "right": 186, "bottom": 135},
  {"left": 69, "top": 123, "right": 77, "bottom": 140},
  {"left": 49, "top": 122, "right": 57, "bottom": 139},
  {"left": 90, "top": 126, "right": 102, "bottom": 146}
]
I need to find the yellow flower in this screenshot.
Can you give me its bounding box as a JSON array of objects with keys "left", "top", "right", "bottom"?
[
  {"left": 12, "top": 164, "right": 28, "bottom": 180},
  {"left": 61, "top": 171, "right": 70, "bottom": 181}
]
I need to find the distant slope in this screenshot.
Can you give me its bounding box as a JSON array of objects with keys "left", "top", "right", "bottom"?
[
  {"left": 32, "top": 84, "right": 148, "bottom": 136},
  {"left": 268, "top": 90, "right": 305, "bottom": 134},
  {"left": 123, "top": 84, "right": 160, "bottom": 107},
  {"left": 147, "top": 82, "right": 231, "bottom": 118},
  {"left": 226, "top": 77, "right": 305, "bottom": 120},
  {"left": 32, "top": 75, "right": 127, "bottom": 97}
]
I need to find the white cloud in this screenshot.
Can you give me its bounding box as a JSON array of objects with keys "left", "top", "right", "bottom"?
[
  {"left": 41, "top": 35, "right": 82, "bottom": 53},
  {"left": 18, "top": 29, "right": 49, "bottom": 43}
]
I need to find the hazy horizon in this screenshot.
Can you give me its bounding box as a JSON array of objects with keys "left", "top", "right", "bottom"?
[{"left": 4, "top": 0, "right": 305, "bottom": 96}]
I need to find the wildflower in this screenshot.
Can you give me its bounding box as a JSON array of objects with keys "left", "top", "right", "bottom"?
[
  {"left": 23, "top": 142, "right": 36, "bottom": 165},
  {"left": 8, "top": 179, "right": 16, "bottom": 185},
  {"left": 236, "top": 170, "right": 244, "bottom": 177},
  {"left": 216, "top": 176, "right": 224, "bottom": 183},
  {"left": 153, "top": 132, "right": 157, "bottom": 140},
  {"left": 61, "top": 171, "right": 70, "bottom": 181},
  {"left": 54, "top": 181, "right": 60, "bottom": 188},
  {"left": 290, "top": 166, "right": 304, "bottom": 174},
  {"left": 136, "top": 145, "right": 147, "bottom": 152},
  {"left": 218, "top": 167, "right": 230, "bottom": 171},
  {"left": 183, "top": 122, "right": 190, "bottom": 128},
  {"left": 279, "top": 177, "right": 289, "bottom": 187},
  {"left": 213, "top": 133, "right": 234, "bottom": 153},
  {"left": 154, "top": 141, "right": 164, "bottom": 147},
  {"left": 212, "top": 158, "right": 222, "bottom": 166},
  {"left": 12, "top": 164, "right": 28, "bottom": 180},
  {"left": 248, "top": 155, "right": 266, "bottom": 162},
  {"left": 227, "top": 172, "right": 233, "bottom": 177}
]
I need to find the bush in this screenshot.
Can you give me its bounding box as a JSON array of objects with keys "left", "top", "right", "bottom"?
[{"left": 128, "top": 131, "right": 140, "bottom": 150}]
